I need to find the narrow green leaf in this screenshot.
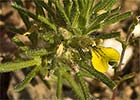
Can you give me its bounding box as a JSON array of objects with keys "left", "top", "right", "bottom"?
[
  {"left": 12, "top": 3, "right": 38, "bottom": 21},
  {"left": 55, "top": 0, "right": 71, "bottom": 25},
  {"left": 128, "top": 16, "right": 139, "bottom": 33},
  {"left": 82, "top": 64, "right": 116, "bottom": 90},
  {"left": 84, "top": 0, "right": 95, "bottom": 25},
  {"left": 110, "top": 7, "right": 121, "bottom": 14},
  {"left": 38, "top": 15, "right": 57, "bottom": 32},
  {"left": 71, "top": 11, "right": 80, "bottom": 28},
  {"left": 14, "top": 0, "right": 31, "bottom": 29},
  {"left": 0, "top": 57, "right": 41, "bottom": 73},
  {"left": 12, "top": 36, "right": 24, "bottom": 46},
  {"left": 92, "top": 0, "right": 117, "bottom": 15},
  {"left": 92, "top": 0, "right": 109, "bottom": 14},
  {"left": 39, "top": 74, "right": 51, "bottom": 89},
  {"left": 115, "top": 72, "right": 135, "bottom": 86},
  {"left": 85, "top": 24, "right": 100, "bottom": 35},
  {"left": 73, "top": 0, "right": 79, "bottom": 12},
  {"left": 14, "top": 0, "right": 23, "bottom": 6},
  {"left": 37, "top": 0, "right": 55, "bottom": 18},
  {"left": 85, "top": 12, "right": 109, "bottom": 34},
  {"left": 14, "top": 65, "right": 41, "bottom": 92},
  {"left": 90, "top": 6, "right": 120, "bottom": 26},
  {"left": 63, "top": 72, "right": 85, "bottom": 100},
  {"left": 78, "top": 0, "right": 85, "bottom": 9},
  {"left": 34, "top": 0, "right": 45, "bottom": 16},
  {"left": 13, "top": 2, "right": 56, "bottom": 31},
  {"left": 76, "top": 72, "right": 91, "bottom": 100},
  {"left": 80, "top": 68, "right": 95, "bottom": 78},
  {"left": 26, "top": 49, "right": 47, "bottom": 57},
  {"left": 72, "top": 28, "right": 82, "bottom": 35},
  {"left": 77, "top": 0, "right": 89, "bottom": 29},
  {"left": 102, "top": 11, "right": 132, "bottom": 28},
  {"left": 121, "top": 72, "right": 135, "bottom": 82},
  {"left": 85, "top": 7, "right": 122, "bottom": 34},
  {"left": 86, "top": 12, "right": 132, "bottom": 35},
  {"left": 95, "top": 32, "right": 120, "bottom": 39},
  {"left": 104, "top": 0, "right": 118, "bottom": 11},
  {"left": 78, "top": 0, "right": 94, "bottom": 29},
  {"left": 78, "top": 14, "right": 87, "bottom": 30},
  {"left": 63, "top": 0, "right": 73, "bottom": 19},
  {"left": 89, "top": 68, "right": 116, "bottom": 90}
]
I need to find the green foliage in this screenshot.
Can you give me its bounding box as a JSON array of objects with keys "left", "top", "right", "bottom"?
[
  {"left": 0, "top": 57, "right": 40, "bottom": 72},
  {"left": 0, "top": 0, "right": 134, "bottom": 99},
  {"left": 15, "top": 65, "right": 41, "bottom": 92},
  {"left": 76, "top": 71, "right": 90, "bottom": 100}
]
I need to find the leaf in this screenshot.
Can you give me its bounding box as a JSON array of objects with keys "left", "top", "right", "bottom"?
[
  {"left": 38, "top": 15, "right": 57, "bottom": 32},
  {"left": 63, "top": 72, "right": 85, "bottom": 100},
  {"left": 120, "top": 72, "right": 135, "bottom": 83},
  {"left": 14, "top": 0, "right": 31, "bottom": 29},
  {"left": 0, "top": 57, "right": 41, "bottom": 73},
  {"left": 81, "top": 63, "right": 116, "bottom": 90},
  {"left": 84, "top": 0, "right": 95, "bottom": 25},
  {"left": 92, "top": 0, "right": 109, "bottom": 14},
  {"left": 85, "top": 6, "right": 121, "bottom": 35},
  {"left": 115, "top": 72, "right": 135, "bottom": 86},
  {"left": 102, "top": 11, "right": 132, "bottom": 28},
  {"left": 86, "top": 12, "right": 132, "bottom": 34},
  {"left": 80, "top": 69, "right": 94, "bottom": 78},
  {"left": 12, "top": 2, "right": 57, "bottom": 31},
  {"left": 91, "top": 68, "right": 116, "bottom": 90},
  {"left": 14, "top": 65, "right": 41, "bottom": 92},
  {"left": 34, "top": 0, "right": 45, "bottom": 16},
  {"left": 78, "top": 0, "right": 85, "bottom": 9},
  {"left": 26, "top": 49, "right": 47, "bottom": 57},
  {"left": 95, "top": 32, "right": 120, "bottom": 39},
  {"left": 76, "top": 72, "right": 91, "bottom": 100},
  {"left": 85, "top": 12, "right": 109, "bottom": 34},
  {"left": 71, "top": 10, "right": 80, "bottom": 28},
  {"left": 110, "top": 7, "right": 121, "bottom": 14},
  {"left": 73, "top": 0, "right": 80, "bottom": 12},
  {"left": 37, "top": 0, "right": 55, "bottom": 18},
  {"left": 92, "top": 0, "right": 117, "bottom": 14},
  {"left": 63, "top": 0, "right": 73, "bottom": 19},
  {"left": 55, "top": 0, "right": 71, "bottom": 25},
  {"left": 12, "top": 3, "right": 39, "bottom": 21},
  {"left": 104, "top": 0, "right": 118, "bottom": 11},
  {"left": 71, "top": 0, "right": 80, "bottom": 27}
]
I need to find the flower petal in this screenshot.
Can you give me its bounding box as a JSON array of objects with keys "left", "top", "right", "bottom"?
[
  {"left": 91, "top": 50, "right": 108, "bottom": 72},
  {"left": 97, "top": 46, "right": 120, "bottom": 62}
]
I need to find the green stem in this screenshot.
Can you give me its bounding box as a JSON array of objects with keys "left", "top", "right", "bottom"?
[{"left": 56, "top": 69, "right": 62, "bottom": 100}]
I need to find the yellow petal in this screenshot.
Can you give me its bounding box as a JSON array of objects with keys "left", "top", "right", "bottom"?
[
  {"left": 91, "top": 46, "right": 120, "bottom": 72},
  {"left": 97, "top": 46, "right": 120, "bottom": 62},
  {"left": 97, "top": 9, "right": 107, "bottom": 15},
  {"left": 56, "top": 43, "right": 64, "bottom": 57},
  {"left": 91, "top": 50, "right": 108, "bottom": 72}
]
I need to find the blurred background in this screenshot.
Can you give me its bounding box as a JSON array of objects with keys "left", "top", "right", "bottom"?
[{"left": 0, "top": 0, "right": 140, "bottom": 100}]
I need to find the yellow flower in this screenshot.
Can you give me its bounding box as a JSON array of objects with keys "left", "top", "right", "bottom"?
[{"left": 91, "top": 46, "right": 120, "bottom": 72}]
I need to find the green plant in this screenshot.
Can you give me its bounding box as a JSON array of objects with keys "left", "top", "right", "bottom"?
[{"left": 0, "top": 0, "right": 138, "bottom": 99}]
